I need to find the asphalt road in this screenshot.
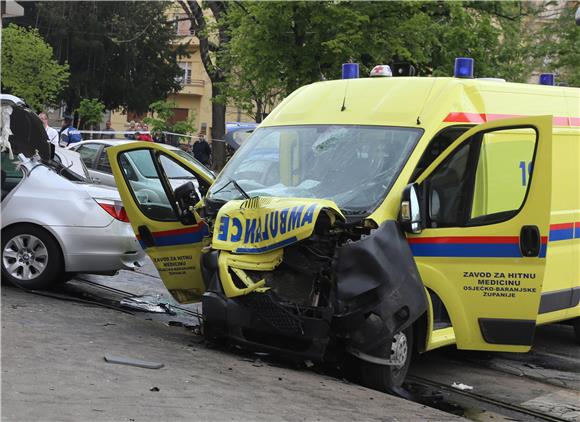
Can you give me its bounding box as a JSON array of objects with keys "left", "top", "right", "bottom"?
[
  {"left": 1, "top": 261, "right": 462, "bottom": 422},
  {"left": 2, "top": 259, "right": 578, "bottom": 421}
]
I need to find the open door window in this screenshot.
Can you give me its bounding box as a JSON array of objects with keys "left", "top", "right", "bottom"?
[
  {"left": 107, "top": 142, "right": 214, "bottom": 303},
  {"left": 405, "top": 116, "right": 552, "bottom": 352}
]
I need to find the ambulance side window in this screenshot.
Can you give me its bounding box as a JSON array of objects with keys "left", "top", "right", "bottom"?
[
  {"left": 469, "top": 128, "right": 536, "bottom": 224},
  {"left": 425, "top": 140, "right": 475, "bottom": 227},
  {"left": 425, "top": 126, "right": 537, "bottom": 228},
  {"left": 117, "top": 149, "right": 180, "bottom": 221},
  {"left": 411, "top": 126, "right": 469, "bottom": 181}
]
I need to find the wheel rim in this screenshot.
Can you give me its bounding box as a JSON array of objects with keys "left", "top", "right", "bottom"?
[
  {"left": 3, "top": 234, "right": 49, "bottom": 281},
  {"left": 390, "top": 332, "right": 408, "bottom": 372}
]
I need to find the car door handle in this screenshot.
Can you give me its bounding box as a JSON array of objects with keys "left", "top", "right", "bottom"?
[
  {"left": 138, "top": 225, "right": 155, "bottom": 248},
  {"left": 519, "top": 225, "right": 540, "bottom": 257}
]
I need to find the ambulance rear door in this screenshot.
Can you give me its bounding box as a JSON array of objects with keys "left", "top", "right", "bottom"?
[
  {"left": 408, "top": 116, "right": 552, "bottom": 352},
  {"left": 107, "top": 142, "right": 214, "bottom": 304}
]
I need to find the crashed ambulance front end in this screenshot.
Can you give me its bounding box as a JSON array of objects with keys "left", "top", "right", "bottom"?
[{"left": 200, "top": 122, "right": 428, "bottom": 367}]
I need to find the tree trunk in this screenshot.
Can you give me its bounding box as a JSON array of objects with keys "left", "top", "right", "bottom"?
[
  {"left": 255, "top": 99, "right": 263, "bottom": 123},
  {"left": 178, "top": 0, "right": 229, "bottom": 170},
  {"left": 211, "top": 85, "right": 227, "bottom": 170}
]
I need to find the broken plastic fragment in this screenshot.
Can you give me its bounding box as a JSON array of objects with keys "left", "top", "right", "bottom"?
[
  {"left": 104, "top": 354, "right": 164, "bottom": 369},
  {"left": 119, "top": 296, "right": 176, "bottom": 314},
  {"left": 451, "top": 382, "right": 474, "bottom": 391}
]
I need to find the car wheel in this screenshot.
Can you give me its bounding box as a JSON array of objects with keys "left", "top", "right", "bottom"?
[
  {"left": 353, "top": 325, "right": 413, "bottom": 392},
  {"left": 1, "top": 225, "right": 64, "bottom": 290}
]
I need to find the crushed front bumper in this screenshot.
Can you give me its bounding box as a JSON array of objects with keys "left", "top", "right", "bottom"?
[{"left": 202, "top": 290, "right": 333, "bottom": 361}]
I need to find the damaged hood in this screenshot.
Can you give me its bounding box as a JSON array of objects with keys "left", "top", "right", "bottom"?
[{"left": 212, "top": 197, "right": 344, "bottom": 254}]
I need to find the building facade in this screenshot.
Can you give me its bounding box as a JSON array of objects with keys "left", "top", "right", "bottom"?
[{"left": 109, "top": 5, "right": 213, "bottom": 137}]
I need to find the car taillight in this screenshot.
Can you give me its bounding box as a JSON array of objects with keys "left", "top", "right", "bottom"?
[{"left": 95, "top": 199, "right": 130, "bottom": 223}]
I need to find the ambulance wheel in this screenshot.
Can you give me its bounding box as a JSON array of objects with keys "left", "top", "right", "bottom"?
[
  {"left": 573, "top": 318, "right": 580, "bottom": 345},
  {"left": 357, "top": 326, "right": 413, "bottom": 392},
  {"left": 1, "top": 225, "right": 64, "bottom": 290}
]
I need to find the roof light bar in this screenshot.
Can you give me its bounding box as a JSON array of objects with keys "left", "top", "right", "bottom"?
[
  {"left": 454, "top": 57, "right": 474, "bottom": 79},
  {"left": 370, "top": 65, "right": 393, "bottom": 77},
  {"left": 342, "top": 63, "right": 359, "bottom": 79},
  {"left": 539, "top": 73, "right": 555, "bottom": 86}
]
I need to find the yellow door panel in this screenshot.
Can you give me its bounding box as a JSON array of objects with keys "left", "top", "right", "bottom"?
[
  {"left": 107, "top": 142, "right": 214, "bottom": 303},
  {"left": 411, "top": 116, "right": 552, "bottom": 352}
]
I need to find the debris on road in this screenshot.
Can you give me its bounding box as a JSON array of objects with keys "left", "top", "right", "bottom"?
[
  {"left": 119, "top": 295, "right": 176, "bottom": 315},
  {"left": 451, "top": 382, "right": 474, "bottom": 391},
  {"left": 150, "top": 387, "right": 160, "bottom": 392},
  {"left": 104, "top": 354, "right": 164, "bottom": 369}
]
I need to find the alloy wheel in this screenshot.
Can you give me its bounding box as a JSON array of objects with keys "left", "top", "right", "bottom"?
[{"left": 2, "top": 234, "right": 49, "bottom": 281}]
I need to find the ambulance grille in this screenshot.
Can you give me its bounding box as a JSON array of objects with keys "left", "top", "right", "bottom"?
[
  {"left": 240, "top": 292, "right": 304, "bottom": 335},
  {"left": 240, "top": 197, "right": 272, "bottom": 209}
]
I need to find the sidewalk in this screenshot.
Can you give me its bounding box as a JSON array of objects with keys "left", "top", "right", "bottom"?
[{"left": 1, "top": 285, "right": 464, "bottom": 421}]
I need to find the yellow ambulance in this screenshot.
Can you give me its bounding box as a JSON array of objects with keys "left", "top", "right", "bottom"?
[{"left": 107, "top": 58, "right": 579, "bottom": 392}]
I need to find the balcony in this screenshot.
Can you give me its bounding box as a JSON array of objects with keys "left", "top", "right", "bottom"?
[{"left": 178, "top": 79, "right": 206, "bottom": 96}]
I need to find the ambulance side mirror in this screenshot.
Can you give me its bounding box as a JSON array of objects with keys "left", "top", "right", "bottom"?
[
  {"left": 174, "top": 181, "right": 200, "bottom": 225},
  {"left": 399, "top": 183, "right": 423, "bottom": 234}
]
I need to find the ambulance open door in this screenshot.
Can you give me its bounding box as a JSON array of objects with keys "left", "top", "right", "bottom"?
[
  {"left": 107, "top": 142, "right": 214, "bottom": 304},
  {"left": 404, "top": 116, "right": 552, "bottom": 352}
]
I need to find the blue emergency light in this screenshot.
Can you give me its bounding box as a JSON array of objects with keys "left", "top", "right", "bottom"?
[
  {"left": 539, "top": 73, "right": 555, "bottom": 86},
  {"left": 454, "top": 57, "right": 474, "bottom": 79},
  {"left": 342, "top": 63, "right": 359, "bottom": 79}
]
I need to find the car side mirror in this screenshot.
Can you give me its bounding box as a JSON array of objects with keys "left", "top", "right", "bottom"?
[
  {"left": 399, "top": 183, "right": 423, "bottom": 234},
  {"left": 174, "top": 181, "right": 200, "bottom": 225}
]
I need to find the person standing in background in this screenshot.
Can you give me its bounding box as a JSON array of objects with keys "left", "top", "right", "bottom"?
[
  {"left": 59, "top": 115, "right": 82, "bottom": 146},
  {"left": 192, "top": 133, "right": 211, "bottom": 166},
  {"left": 125, "top": 121, "right": 136, "bottom": 140},
  {"left": 101, "top": 120, "right": 116, "bottom": 139},
  {"left": 38, "top": 112, "right": 59, "bottom": 146}
]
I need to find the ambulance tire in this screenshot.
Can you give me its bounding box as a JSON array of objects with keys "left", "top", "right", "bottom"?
[
  {"left": 356, "top": 325, "right": 413, "bottom": 392},
  {"left": 573, "top": 318, "right": 580, "bottom": 345},
  {"left": 1, "top": 225, "right": 64, "bottom": 291}
]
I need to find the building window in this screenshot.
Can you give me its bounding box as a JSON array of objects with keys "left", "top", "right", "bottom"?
[
  {"left": 177, "top": 62, "right": 192, "bottom": 85},
  {"left": 169, "top": 108, "right": 189, "bottom": 125}
]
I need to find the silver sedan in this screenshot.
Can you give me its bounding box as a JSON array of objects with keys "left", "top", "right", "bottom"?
[{"left": 1, "top": 152, "right": 146, "bottom": 290}]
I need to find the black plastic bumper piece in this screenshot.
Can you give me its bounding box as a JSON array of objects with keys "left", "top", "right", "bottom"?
[
  {"left": 478, "top": 318, "right": 535, "bottom": 346},
  {"left": 202, "top": 290, "right": 333, "bottom": 361}
]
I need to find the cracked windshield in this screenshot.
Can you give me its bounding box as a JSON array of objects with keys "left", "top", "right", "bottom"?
[{"left": 208, "top": 125, "right": 422, "bottom": 214}]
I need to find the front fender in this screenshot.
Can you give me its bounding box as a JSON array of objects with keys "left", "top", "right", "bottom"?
[{"left": 332, "top": 221, "right": 428, "bottom": 353}]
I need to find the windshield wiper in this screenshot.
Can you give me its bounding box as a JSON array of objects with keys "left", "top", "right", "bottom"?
[{"left": 212, "top": 178, "right": 250, "bottom": 199}]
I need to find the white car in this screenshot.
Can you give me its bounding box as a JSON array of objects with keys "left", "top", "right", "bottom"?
[
  {"left": 1, "top": 96, "right": 146, "bottom": 290},
  {"left": 53, "top": 145, "right": 90, "bottom": 180}
]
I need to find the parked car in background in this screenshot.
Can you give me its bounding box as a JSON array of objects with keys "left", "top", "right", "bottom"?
[
  {"left": 1, "top": 96, "right": 145, "bottom": 290},
  {"left": 69, "top": 139, "right": 214, "bottom": 189},
  {"left": 53, "top": 146, "right": 90, "bottom": 180},
  {"left": 223, "top": 123, "right": 257, "bottom": 162}
]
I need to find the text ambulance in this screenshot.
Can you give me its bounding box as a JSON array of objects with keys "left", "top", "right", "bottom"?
[{"left": 107, "top": 58, "right": 579, "bottom": 392}]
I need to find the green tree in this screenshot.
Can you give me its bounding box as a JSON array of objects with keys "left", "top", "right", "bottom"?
[
  {"left": 171, "top": 117, "right": 197, "bottom": 137},
  {"left": 1, "top": 24, "right": 69, "bottom": 111},
  {"left": 219, "top": 1, "right": 541, "bottom": 116},
  {"left": 143, "top": 100, "right": 196, "bottom": 141},
  {"left": 76, "top": 98, "right": 105, "bottom": 129},
  {"left": 143, "top": 100, "right": 174, "bottom": 133},
  {"left": 12, "top": 1, "right": 187, "bottom": 114},
  {"left": 534, "top": 1, "right": 580, "bottom": 86}
]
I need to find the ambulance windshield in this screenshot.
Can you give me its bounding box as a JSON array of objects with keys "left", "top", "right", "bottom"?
[{"left": 208, "top": 125, "right": 422, "bottom": 215}]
